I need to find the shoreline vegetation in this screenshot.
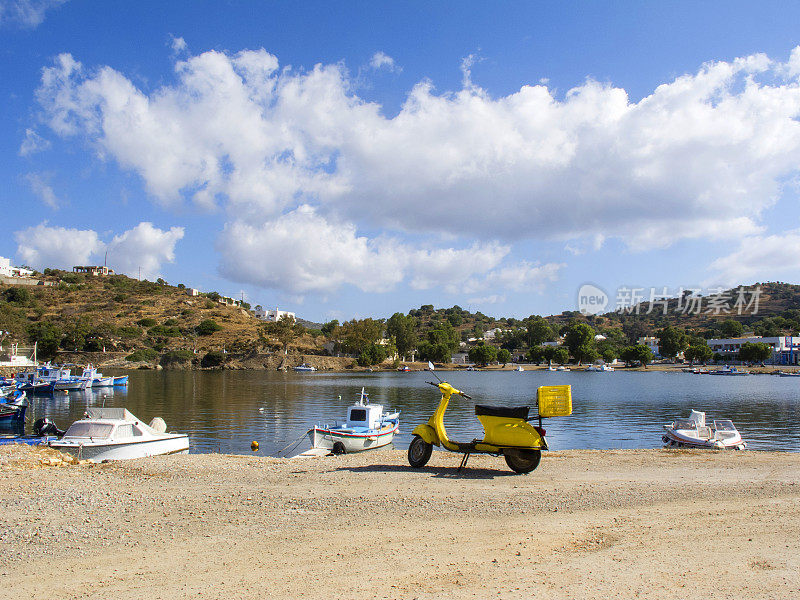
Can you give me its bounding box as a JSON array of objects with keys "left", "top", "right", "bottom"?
[
  {"left": 2, "top": 445, "right": 799, "bottom": 598},
  {"left": 2, "top": 270, "right": 800, "bottom": 374}
]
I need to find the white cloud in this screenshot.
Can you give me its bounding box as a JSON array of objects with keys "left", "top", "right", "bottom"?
[
  {"left": 14, "top": 222, "right": 102, "bottom": 269},
  {"left": 24, "top": 172, "right": 59, "bottom": 208},
  {"left": 0, "top": 0, "right": 66, "bottom": 28},
  {"left": 107, "top": 222, "right": 184, "bottom": 278},
  {"left": 369, "top": 51, "right": 400, "bottom": 72},
  {"left": 707, "top": 230, "right": 800, "bottom": 286},
  {"left": 12, "top": 221, "right": 183, "bottom": 277},
  {"left": 216, "top": 206, "right": 535, "bottom": 296},
  {"left": 19, "top": 128, "right": 51, "bottom": 156},
  {"left": 467, "top": 294, "right": 506, "bottom": 305},
  {"left": 170, "top": 35, "right": 187, "bottom": 55},
  {"left": 35, "top": 45, "right": 800, "bottom": 253}
]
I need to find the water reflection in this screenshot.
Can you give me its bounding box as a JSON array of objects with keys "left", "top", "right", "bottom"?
[{"left": 19, "top": 370, "right": 800, "bottom": 455}]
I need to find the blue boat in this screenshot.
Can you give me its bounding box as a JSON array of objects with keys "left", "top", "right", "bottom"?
[
  {"left": 0, "top": 390, "right": 28, "bottom": 426},
  {"left": 113, "top": 375, "right": 129, "bottom": 386}
]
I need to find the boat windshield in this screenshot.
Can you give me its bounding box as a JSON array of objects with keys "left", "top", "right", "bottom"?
[
  {"left": 713, "top": 420, "right": 736, "bottom": 431},
  {"left": 64, "top": 422, "right": 114, "bottom": 439},
  {"left": 672, "top": 419, "right": 696, "bottom": 430}
]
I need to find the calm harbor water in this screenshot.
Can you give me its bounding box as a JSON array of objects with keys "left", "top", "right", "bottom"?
[{"left": 18, "top": 369, "right": 800, "bottom": 455}]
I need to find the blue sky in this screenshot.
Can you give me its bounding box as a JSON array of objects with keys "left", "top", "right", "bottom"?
[{"left": 3, "top": 1, "right": 800, "bottom": 323}]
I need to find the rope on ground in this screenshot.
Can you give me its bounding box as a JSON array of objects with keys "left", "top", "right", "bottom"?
[{"left": 272, "top": 431, "right": 309, "bottom": 457}]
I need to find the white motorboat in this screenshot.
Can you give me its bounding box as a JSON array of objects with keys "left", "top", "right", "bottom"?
[
  {"left": 50, "top": 408, "right": 189, "bottom": 462},
  {"left": 662, "top": 410, "right": 746, "bottom": 450},
  {"left": 516, "top": 366, "right": 524, "bottom": 372},
  {"left": 585, "top": 364, "right": 614, "bottom": 372},
  {"left": 307, "top": 388, "right": 399, "bottom": 454},
  {"left": 556, "top": 366, "right": 570, "bottom": 372},
  {"left": 708, "top": 366, "right": 749, "bottom": 376},
  {"left": 293, "top": 363, "right": 317, "bottom": 372}
]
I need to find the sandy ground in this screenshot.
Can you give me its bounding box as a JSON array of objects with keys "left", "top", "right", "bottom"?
[{"left": 1, "top": 446, "right": 798, "bottom": 600}]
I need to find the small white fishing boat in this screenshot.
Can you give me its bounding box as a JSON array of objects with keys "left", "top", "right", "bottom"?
[
  {"left": 293, "top": 363, "right": 317, "bottom": 372},
  {"left": 556, "top": 366, "right": 571, "bottom": 372},
  {"left": 779, "top": 371, "right": 800, "bottom": 377},
  {"left": 516, "top": 366, "right": 524, "bottom": 372},
  {"left": 50, "top": 408, "right": 189, "bottom": 462},
  {"left": 662, "top": 410, "right": 746, "bottom": 450},
  {"left": 307, "top": 388, "right": 399, "bottom": 454},
  {"left": 708, "top": 366, "right": 749, "bottom": 376}
]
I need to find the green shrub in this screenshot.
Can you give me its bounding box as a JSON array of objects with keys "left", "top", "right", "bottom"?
[
  {"left": 117, "top": 326, "right": 143, "bottom": 339},
  {"left": 201, "top": 350, "right": 226, "bottom": 368},
  {"left": 125, "top": 348, "right": 159, "bottom": 362},
  {"left": 196, "top": 319, "right": 222, "bottom": 336},
  {"left": 160, "top": 349, "right": 195, "bottom": 366},
  {"left": 149, "top": 325, "right": 183, "bottom": 337},
  {"left": 136, "top": 318, "right": 157, "bottom": 327},
  {"left": 2, "top": 287, "right": 31, "bottom": 304},
  {"left": 60, "top": 273, "right": 82, "bottom": 284},
  {"left": 163, "top": 318, "right": 179, "bottom": 326}
]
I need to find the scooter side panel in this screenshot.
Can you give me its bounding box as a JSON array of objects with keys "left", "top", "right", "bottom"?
[
  {"left": 411, "top": 423, "right": 440, "bottom": 446},
  {"left": 477, "top": 415, "right": 544, "bottom": 448}
]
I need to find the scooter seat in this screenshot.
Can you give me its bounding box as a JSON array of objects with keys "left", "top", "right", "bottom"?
[{"left": 474, "top": 405, "right": 529, "bottom": 419}]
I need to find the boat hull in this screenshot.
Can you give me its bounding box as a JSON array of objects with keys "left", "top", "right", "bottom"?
[
  {"left": 113, "top": 376, "right": 129, "bottom": 386},
  {"left": 51, "top": 435, "right": 189, "bottom": 462},
  {"left": 662, "top": 427, "right": 745, "bottom": 450},
  {"left": 308, "top": 423, "right": 398, "bottom": 453}
]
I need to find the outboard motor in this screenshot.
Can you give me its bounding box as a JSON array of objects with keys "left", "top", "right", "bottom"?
[{"left": 33, "top": 417, "right": 65, "bottom": 438}]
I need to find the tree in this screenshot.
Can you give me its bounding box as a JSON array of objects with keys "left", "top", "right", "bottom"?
[
  {"left": 386, "top": 313, "right": 417, "bottom": 360},
  {"left": 265, "top": 315, "right": 303, "bottom": 354},
  {"left": 357, "top": 343, "right": 388, "bottom": 367},
  {"left": 427, "top": 320, "right": 459, "bottom": 354},
  {"left": 620, "top": 344, "right": 654, "bottom": 367},
  {"left": 469, "top": 343, "right": 498, "bottom": 366},
  {"left": 739, "top": 342, "right": 772, "bottom": 365},
  {"left": 657, "top": 326, "right": 688, "bottom": 359},
  {"left": 524, "top": 316, "right": 555, "bottom": 347},
  {"left": 321, "top": 319, "right": 340, "bottom": 337},
  {"left": 564, "top": 321, "right": 597, "bottom": 365},
  {"left": 497, "top": 348, "right": 511, "bottom": 366},
  {"left": 526, "top": 345, "right": 546, "bottom": 364},
  {"left": 417, "top": 341, "right": 452, "bottom": 363},
  {"left": 552, "top": 347, "right": 570, "bottom": 365},
  {"left": 684, "top": 343, "right": 713, "bottom": 365},
  {"left": 720, "top": 319, "right": 744, "bottom": 338},
  {"left": 26, "top": 321, "right": 61, "bottom": 360},
  {"left": 340, "top": 318, "right": 383, "bottom": 354}
]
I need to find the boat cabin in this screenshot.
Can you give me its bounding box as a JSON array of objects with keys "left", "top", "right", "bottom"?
[
  {"left": 346, "top": 404, "right": 385, "bottom": 430},
  {"left": 63, "top": 408, "right": 159, "bottom": 441}
]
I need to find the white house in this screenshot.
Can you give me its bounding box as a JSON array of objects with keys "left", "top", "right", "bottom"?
[
  {"left": 707, "top": 335, "right": 800, "bottom": 365},
  {"left": 0, "top": 257, "right": 33, "bottom": 278},
  {"left": 254, "top": 305, "right": 296, "bottom": 322},
  {"left": 638, "top": 336, "right": 660, "bottom": 357}
]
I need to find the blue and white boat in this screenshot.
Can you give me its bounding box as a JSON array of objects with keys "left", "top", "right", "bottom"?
[
  {"left": 307, "top": 388, "right": 399, "bottom": 454},
  {"left": 0, "top": 390, "right": 28, "bottom": 427},
  {"left": 112, "top": 375, "right": 129, "bottom": 386},
  {"left": 293, "top": 363, "right": 317, "bottom": 372}
]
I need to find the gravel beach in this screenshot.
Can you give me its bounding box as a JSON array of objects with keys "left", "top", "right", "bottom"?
[{"left": 1, "top": 445, "right": 798, "bottom": 599}]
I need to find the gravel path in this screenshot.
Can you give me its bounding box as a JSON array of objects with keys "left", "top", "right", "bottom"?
[{"left": 1, "top": 446, "right": 798, "bottom": 599}]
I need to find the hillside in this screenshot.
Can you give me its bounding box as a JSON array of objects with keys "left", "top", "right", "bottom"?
[
  {"left": 2, "top": 273, "right": 799, "bottom": 370},
  {"left": 0, "top": 271, "right": 324, "bottom": 368}
]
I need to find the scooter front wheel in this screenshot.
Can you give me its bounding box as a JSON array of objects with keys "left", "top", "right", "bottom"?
[
  {"left": 504, "top": 449, "right": 542, "bottom": 474},
  {"left": 408, "top": 435, "right": 433, "bottom": 468}
]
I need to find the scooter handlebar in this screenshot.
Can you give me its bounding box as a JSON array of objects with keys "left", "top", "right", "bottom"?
[{"left": 425, "top": 381, "right": 472, "bottom": 399}]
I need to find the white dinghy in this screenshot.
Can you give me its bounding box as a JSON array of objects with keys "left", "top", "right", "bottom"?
[
  {"left": 662, "top": 410, "right": 746, "bottom": 450},
  {"left": 50, "top": 408, "right": 189, "bottom": 462}
]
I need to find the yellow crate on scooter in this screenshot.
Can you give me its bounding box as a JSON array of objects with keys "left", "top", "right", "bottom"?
[{"left": 537, "top": 385, "right": 572, "bottom": 417}]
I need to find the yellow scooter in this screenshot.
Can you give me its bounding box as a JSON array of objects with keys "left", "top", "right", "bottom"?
[{"left": 408, "top": 367, "right": 572, "bottom": 474}]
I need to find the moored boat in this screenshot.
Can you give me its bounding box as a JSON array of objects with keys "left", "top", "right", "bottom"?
[
  {"left": 112, "top": 375, "right": 129, "bottom": 386},
  {"left": 0, "top": 390, "right": 28, "bottom": 427},
  {"left": 307, "top": 388, "right": 399, "bottom": 454},
  {"left": 50, "top": 408, "right": 189, "bottom": 462},
  {"left": 293, "top": 363, "right": 317, "bottom": 372},
  {"left": 662, "top": 410, "right": 746, "bottom": 450}
]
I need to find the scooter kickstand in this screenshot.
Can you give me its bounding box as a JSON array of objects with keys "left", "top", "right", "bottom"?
[{"left": 458, "top": 453, "right": 470, "bottom": 472}]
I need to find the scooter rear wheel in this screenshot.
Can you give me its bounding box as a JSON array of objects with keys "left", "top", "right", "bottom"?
[
  {"left": 504, "top": 449, "right": 541, "bottom": 474},
  {"left": 408, "top": 435, "right": 433, "bottom": 468}
]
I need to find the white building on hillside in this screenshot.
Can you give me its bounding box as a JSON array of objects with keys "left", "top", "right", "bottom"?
[
  {"left": 707, "top": 335, "right": 800, "bottom": 365},
  {"left": 638, "top": 336, "right": 660, "bottom": 357},
  {"left": 254, "top": 305, "right": 296, "bottom": 322},
  {"left": 0, "top": 256, "right": 33, "bottom": 278}
]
